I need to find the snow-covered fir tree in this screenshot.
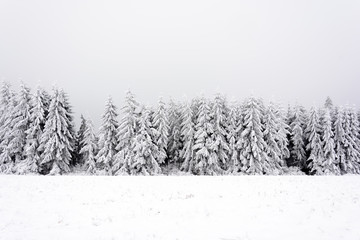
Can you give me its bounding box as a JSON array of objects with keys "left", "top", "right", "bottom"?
[
  {"left": 61, "top": 89, "right": 77, "bottom": 166},
  {"left": 0, "top": 83, "right": 14, "bottom": 151},
  {"left": 348, "top": 107, "right": 360, "bottom": 173},
  {"left": 324, "top": 97, "right": 333, "bottom": 110},
  {"left": 180, "top": 102, "right": 196, "bottom": 173},
  {"left": 39, "top": 89, "right": 74, "bottom": 175},
  {"left": 96, "top": 97, "right": 119, "bottom": 175},
  {"left": 0, "top": 84, "right": 17, "bottom": 173},
  {"left": 320, "top": 107, "right": 339, "bottom": 174},
  {"left": 152, "top": 97, "right": 169, "bottom": 165},
  {"left": 193, "top": 97, "right": 222, "bottom": 175},
  {"left": 167, "top": 99, "right": 182, "bottom": 166},
  {"left": 131, "top": 106, "right": 161, "bottom": 175},
  {"left": 333, "top": 107, "right": 346, "bottom": 174},
  {"left": 289, "top": 104, "right": 307, "bottom": 168},
  {"left": 237, "top": 97, "right": 269, "bottom": 175},
  {"left": 209, "top": 94, "right": 230, "bottom": 171},
  {"left": 304, "top": 107, "right": 324, "bottom": 174},
  {"left": 233, "top": 104, "right": 246, "bottom": 173},
  {"left": 80, "top": 118, "right": 98, "bottom": 174},
  {"left": 7, "top": 84, "right": 32, "bottom": 166},
  {"left": 227, "top": 103, "right": 240, "bottom": 172},
  {"left": 0, "top": 82, "right": 12, "bottom": 124},
  {"left": 341, "top": 106, "right": 360, "bottom": 174},
  {"left": 75, "top": 115, "right": 87, "bottom": 165},
  {"left": 263, "top": 102, "right": 285, "bottom": 173},
  {"left": 17, "top": 87, "right": 48, "bottom": 174},
  {"left": 112, "top": 90, "right": 140, "bottom": 175},
  {"left": 274, "top": 103, "right": 290, "bottom": 161}
]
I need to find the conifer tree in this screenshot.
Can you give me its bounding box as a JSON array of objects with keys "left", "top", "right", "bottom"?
[
  {"left": 0, "top": 85, "right": 17, "bottom": 173},
  {"left": 321, "top": 107, "right": 339, "bottom": 174},
  {"left": 0, "top": 82, "right": 14, "bottom": 152},
  {"left": 167, "top": 99, "right": 182, "bottom": 166},
  {"left": 39, "top": 89, "right": 74, "bottom": 175},
  {"left": 80, "top": 118, "right": 98, "bottom": 174},
  {"left": 263, "top": 102, "right": 285, "bottom": 173},
  {"left": 18, "top": 87, "right": 48, "bottom": 174},
  {"left": 180, "top": 102, "right": 196, "bottom": 173},
  {"left": 324, "top": 97, "right": 333, "bottom": 110},
  {"left": 275, "top": 103, "right": 290, "bottom": 161},
  {"left": 342, "top": 107, "right": 360, "bottom": 173},
  {"left": 210, "top": 94, "right": 230, "bottom": 171},
  {"left": 233, "top": 104, "right": 246, "bottom": 173},
  {"left": 333, "top": 107, "right": 346, "bottom": 173},
  {"left": 227, "top": 103, "right": 240, "bottom": 172},
  {"left": 131, "top": 107, "right": 161, "bottom": 175},
  {"left": 238, "top": 97, "right": 268, "bottom": 174},
  {"left": 61, "top": 90, "right": 77, "bottom": 166},
  {"left": 0, "top": 82, "right": 12, "bottom": 125},
  {"left": 75, "top": 115, "right": 87, "bottom": 165},
  {"left": 152, "top": 97, "right": 169, "bottom": 165},
  {"left": 305, "top": 107, "right": 324, "bottom": 174},
  {"left": 7, "top": 84, "right": 32, "bottom": 165},
  {"left": 113, "top": 90, "right": 139, "bottom": 175},
  {"left": 193, "top": 97, "right": 220, "bottom": 175},
  {"left": 289, "top": 105, "right": 306, "bottom": 168},
  {"left": 348, "top": 107, "right": 360, "bottom": 173},
  {"left": 96, "top": 97, "right": 119, "bottom": 175}
]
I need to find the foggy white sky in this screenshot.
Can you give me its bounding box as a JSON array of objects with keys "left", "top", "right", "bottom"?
[{"left": 1, "top": 0, "right": 360, "bottom": 128}]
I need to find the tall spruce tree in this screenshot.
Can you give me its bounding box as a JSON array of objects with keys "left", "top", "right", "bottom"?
[
  {"left": 7, "top": 84, "right": 32, "bottom": 166},
  {"left": 61, "top": 90, "right": 77, "bottom": 166},
  {"left": 0, "top": 83, "right": 14, "bottom": 152},
  {"left": 0, "top": 82, "right": 12, "bottom": 126},
  {"left": 274, "top": 103, "right": 290, "bottom": 161},
  {"left": 39, "top": 89, "right": 74, "bottom": 175},
  {"left": 333, "top": 107, "right": 346, "bottom": 174},
  {"left": 80, "top": 118, "right": 98, "bottom": 174},
  {"left": 113, "top": 90, "right": 139, "bottom": 175},
  {"left": 167, "top": 99, "right": 182, "bottom": 166},
  {"left": 18, "top": 87, "right": 48, "bottom": 174},
  {"left": 193, "top": 97, "right": 221, "bottom": 175},
  {"left": 75, "top": 115, "right": 87, "bottom": 165},
  {"left": 233, "top": 104, "right": 246, "bottom": 173},
  {"left": 342, "top": 107, "right": 360, "bottom": 174},
  {"left": 238, "top": 97, "right": 269, "bottom": 174},
  {"left": 131, "top": 106, "right": 161, "bottom": 175},
  {"left": 152, "top": 97, "right": 169, "bottom": 165},
  {"left": 289, "top": 105, "right": 306, "bottom": 168},
  {"left": 0, "top": 84, "right": 17, "bottom": 173},
  {"left": 321, "top": 107, "right": 339, "bottom": 174},
  {"left": 180, "top": 102, "right": 196, "bottom": 173},
  {"left": 227, "top": 103, "right": 241, "bottom": 172},
  {"left": 324, "top": 97, "right": 333, "bottom": 110},
  {"left": 210, "top": 94, "right": 230, "bottom": 171},
  {"left": 348, "top": 107, "right": 360, "bottom": 173},
  {"left": 305, "top": 107, "right": 324, "bottom": 174},
  {"left": 96, "top": 97, "right": 119, "bottom": 175},
  {"left": 263, "top": 102, "right": 285, "bottom": 173}
]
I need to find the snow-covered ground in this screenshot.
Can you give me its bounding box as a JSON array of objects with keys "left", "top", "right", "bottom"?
[{"left": 0, "top": 176, "right": 359, "bottom": 240}]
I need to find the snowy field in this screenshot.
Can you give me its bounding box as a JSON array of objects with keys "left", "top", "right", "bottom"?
[{"left": 0, "top": 176, "right": 360, "bottom": 240}]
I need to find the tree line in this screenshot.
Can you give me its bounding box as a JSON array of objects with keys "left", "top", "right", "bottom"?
[{"left": 0, "top": 82, "right": 359, "bottom": 175}]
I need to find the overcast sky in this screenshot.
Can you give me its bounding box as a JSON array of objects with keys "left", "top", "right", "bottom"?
[{"left": 1, "top": 0, "right": 359, "bottom": 128}]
